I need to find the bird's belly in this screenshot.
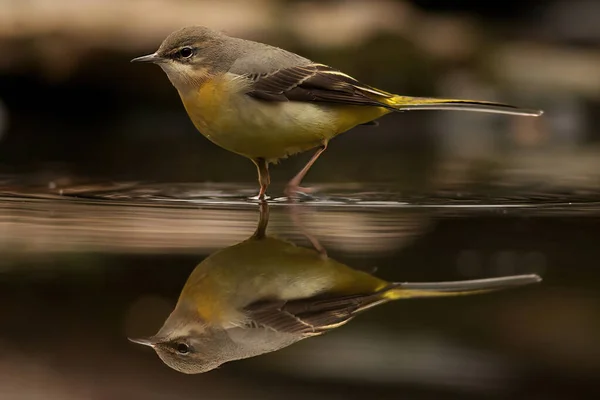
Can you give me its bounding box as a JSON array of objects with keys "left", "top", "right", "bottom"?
[{"left": 180, "top": 80, "right": 387, "bottom": 161}]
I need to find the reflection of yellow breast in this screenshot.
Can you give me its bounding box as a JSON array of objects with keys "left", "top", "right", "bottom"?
[
  {"left": 179, "top": 236, "right": 389, "bottom": 326},
  {"left": 178, "top": 73, "right": 390, "bottom": 161}
]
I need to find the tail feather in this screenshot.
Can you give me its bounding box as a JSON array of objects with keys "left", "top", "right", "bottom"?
[
  {"left": 384, "top": 95, "right": 543, "bottom": 117},
  {"left": 383, "top": 274, "right": 542, "bottom": 300}
]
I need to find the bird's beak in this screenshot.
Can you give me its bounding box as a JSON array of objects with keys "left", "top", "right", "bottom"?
[
  {"left": 128, "top": 336, "right": 156, "bottom": 347},
  {"left": 130, "top": 53, "right": 162, "bottom": 63}
]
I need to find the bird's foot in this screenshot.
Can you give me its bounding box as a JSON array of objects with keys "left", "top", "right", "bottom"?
[{"left": 249, "top": 194, "right": 271, "bottom": 202}]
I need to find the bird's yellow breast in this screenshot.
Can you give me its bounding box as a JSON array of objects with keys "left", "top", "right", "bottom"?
[
  {"left": 180, "top": 76, "right": 227, "bottom": 133},
  {"left": 178, "top": 73, "right": 390, "bottom": 161}
]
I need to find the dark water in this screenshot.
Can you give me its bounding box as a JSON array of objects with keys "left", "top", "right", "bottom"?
[{"left": 1, "top": 182, "right": 599, "bottom": 399}]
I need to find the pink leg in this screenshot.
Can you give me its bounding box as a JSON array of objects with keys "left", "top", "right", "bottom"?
[
  {"left": 285, "top": 143, "right": 328, "bottom": 197},
  {"left": 252, "top": 158, "right": 270, "bottom": 200}
]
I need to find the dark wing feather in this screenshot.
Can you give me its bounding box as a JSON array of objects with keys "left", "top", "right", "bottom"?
[
  {"left": 245, "top": 64, "right": 394, "bottom": 109},
  {"left": 244, "top": 290, "right": 388, "bottom": 336}
]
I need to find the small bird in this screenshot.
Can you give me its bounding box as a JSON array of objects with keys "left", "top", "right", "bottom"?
[
  {"left": 129, "top": 203, "right": 541, "bottom": 374},
  {"left": 131, "top": 26, "right": 542, "bottom": 200}
]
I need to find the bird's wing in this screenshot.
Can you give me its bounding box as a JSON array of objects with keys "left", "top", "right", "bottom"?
[
  {"left": 241, "top": 63, "right": 395, "bottom": 108},
  {"left": 243, "top": 290, "right": 389, "bottom": 336},
  {"left": 227, "top": 42, "right": 542, "bottom": 116}
]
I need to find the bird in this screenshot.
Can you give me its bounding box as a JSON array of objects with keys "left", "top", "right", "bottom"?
[
  {"left": 129, "top": 202, "right": 542, "bottom": 374},
  {"left": 131, "top": 26, "right": 543, "bottom": 200}
]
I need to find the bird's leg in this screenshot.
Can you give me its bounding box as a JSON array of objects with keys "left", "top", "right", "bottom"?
[
  {"left": 252, "top": 158, "right": 270, "bottom": 200},
  {"left": 285, "top": 143, "right": 328, "bottom": 197}
]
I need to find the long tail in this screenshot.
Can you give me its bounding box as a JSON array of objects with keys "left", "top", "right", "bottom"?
[
  {"left": 383, "top": 274, "right": 541, "bottom": 301},
  {"left": 382, "top": 95, "right": 543, "bottom": 117}
]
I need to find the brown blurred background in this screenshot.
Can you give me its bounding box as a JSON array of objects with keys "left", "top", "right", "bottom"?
[{"left": 1, "top": 1, "right": 600, "bottom": 399}]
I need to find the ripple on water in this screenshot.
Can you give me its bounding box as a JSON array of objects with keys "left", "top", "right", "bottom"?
[{"left": 2, "top": 180, "right": 600, "bottom": 211}]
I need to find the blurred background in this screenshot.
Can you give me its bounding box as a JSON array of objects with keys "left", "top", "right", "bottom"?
[{"left": 1, "top": 0, "right": 599, "bottom": 399}]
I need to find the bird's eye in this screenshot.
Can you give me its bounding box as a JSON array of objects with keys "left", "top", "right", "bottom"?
[
  {"left": 178, "top": 47, "right": 194, "bottom": 59},
  {"left": 176, "top": 342, "right": 190, "bottom": 354}
]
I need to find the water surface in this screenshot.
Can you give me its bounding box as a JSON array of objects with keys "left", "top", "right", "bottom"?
[{"left": 0, "top": 182, "right": 598, "bottom": 399}]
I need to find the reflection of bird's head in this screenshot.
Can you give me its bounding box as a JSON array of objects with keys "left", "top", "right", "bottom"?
[
  {"left": 130, "top": 326, "right": 236, "bottom": 374},
  {"left": 129, "top": 295, "right": 240, "bottom": 374}
]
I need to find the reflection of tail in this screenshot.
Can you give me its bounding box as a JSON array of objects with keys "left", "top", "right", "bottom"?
[
  {"left": 384, "top": 95, "right": 543, "bottom": 117},
  {"left": 284, "top": 274, "right": 542, "bottom": 332},
  {"left": 384, "top": 274, "right": 542, "bottom": 300}
]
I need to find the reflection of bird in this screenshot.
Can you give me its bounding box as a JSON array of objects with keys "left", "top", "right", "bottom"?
[
  {"left": 132, "top": 26, "right": 542, "bottom": 199},
  {"left": 129, "top": 203, "right": 541, "bottom": 374}
]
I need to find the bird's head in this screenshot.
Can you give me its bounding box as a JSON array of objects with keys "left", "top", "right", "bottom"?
[{"left": 131, "top": 26, "right": 236, "bottom": 93}]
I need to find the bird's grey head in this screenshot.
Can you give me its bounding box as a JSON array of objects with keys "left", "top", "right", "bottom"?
[
  {"left": 131, "top": 26, "right": 239, "bottom": 92},
  {"left": 129, "top": 327, "right": 237, "bottom": 374}
]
